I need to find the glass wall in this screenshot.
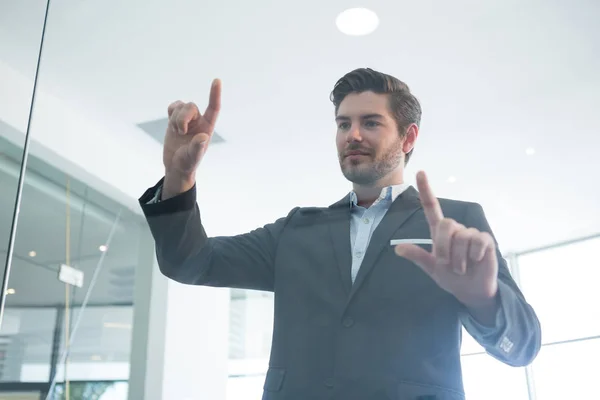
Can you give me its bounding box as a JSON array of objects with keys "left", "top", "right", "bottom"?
[
  {"left": 0, "top": 1, "right": 151, "bottom": 399},
  {"left": 0, "top": 134, "right": 145, "bottom": 398},
  {"left": 2, "top": 1, "right": 598, "bottom": 399},
  {"left": 0, "top": 0, "right": 50, "bottom": 397},
  {"left": 226, "top": 235, "right": 600, "bottom": 400},
  {"left": 0, "top": 0, "right": 47, "bottom": 329}
]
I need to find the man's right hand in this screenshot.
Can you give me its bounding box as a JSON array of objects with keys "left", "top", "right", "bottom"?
[{"left": 162, "top": 79, "right": 222, "bottom": 200}]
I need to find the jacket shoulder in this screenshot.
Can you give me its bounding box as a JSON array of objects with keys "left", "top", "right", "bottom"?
[{"left": 437, "top": 197, "right": 483, "bottom": 218}]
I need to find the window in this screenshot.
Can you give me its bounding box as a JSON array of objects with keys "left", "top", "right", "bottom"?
[
  {"left": 228, "top": 290, "right": 274, "bottom": 360},
  {"left": 516, "top": 235, "right": 600, "bottom": 400},
  {"left": 461, "top": 354, "right": 529, "bottom": 400},
  {"left": 227, "top": 375, "right": 265, "bottom": 400},
  {"left": 228, "top": 289, "right": 272, "bottom": 399},
  {"left": 529, "top": 338, "right": 600, "bottom": 400},
  {"left": 461, "top": 327, "right": 485, "bottom": 355},
  {"left": 517, "top": 237, "right": 600, "bottom": 344}
]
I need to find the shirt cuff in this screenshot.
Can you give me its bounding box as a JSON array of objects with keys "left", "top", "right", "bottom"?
[
  {"left": 147, "top": 185, "right": 163, "bottom": 204},
  {"left": 460, "top": 281, "right": 508, "bottom": 347}
]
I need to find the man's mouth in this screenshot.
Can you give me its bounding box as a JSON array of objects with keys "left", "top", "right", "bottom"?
[{"left": 345, "top": 150, "right": 370, "bottom": 157}]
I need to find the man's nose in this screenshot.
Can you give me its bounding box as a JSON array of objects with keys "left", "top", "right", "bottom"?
[{"left": 346, "top": 125, "right": 363, "bottom": 142}]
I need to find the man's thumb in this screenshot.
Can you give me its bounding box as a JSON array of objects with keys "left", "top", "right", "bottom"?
[
  {"left": 189, "top": 133, "right": 210, "bottom": 156},
  {"left": 395, "top": 244, "right": 436, "bottom": 276}
]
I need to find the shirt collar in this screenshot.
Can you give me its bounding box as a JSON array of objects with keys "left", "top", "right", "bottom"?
[{"left": 349, "top": 184, "right": 411, "bottom": 208}]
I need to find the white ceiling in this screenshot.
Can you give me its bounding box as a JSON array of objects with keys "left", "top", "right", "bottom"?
[{"left": 1, "top": 0, "right": 599, "bottom": 255}]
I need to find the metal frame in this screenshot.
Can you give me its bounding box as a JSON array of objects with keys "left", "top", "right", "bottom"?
[
  {"left": 3, "top": 302, "right": 134, "bottom": 310},
  {"left": 47, "top": 307, "right": 64, "bottom": 385},
  {"left": 0, "top": 380, "right": 129, "bottom": 399},
  {"left": 514, "top": 232, "right": 600, "bottom": 257}
]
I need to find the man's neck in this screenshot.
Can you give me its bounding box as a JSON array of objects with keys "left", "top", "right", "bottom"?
[{"left": 353, "top": 176, "right": 404, "bottom": 208}]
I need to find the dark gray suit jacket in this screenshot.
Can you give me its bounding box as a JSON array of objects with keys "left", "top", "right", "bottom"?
[{"left": 140, "top": 179, "right": 541, "bottom": 400}]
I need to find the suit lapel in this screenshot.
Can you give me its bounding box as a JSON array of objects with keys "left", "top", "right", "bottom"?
[
  {"left": 327, "top": 195, "right": 353, "bottom": 295},
  {"left": 349, "top": 186, "right": 422, "bottom": 299}
]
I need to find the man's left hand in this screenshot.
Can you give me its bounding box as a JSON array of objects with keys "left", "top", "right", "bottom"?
[{"left": 394, "top": 171, "right": 499, "bottom": 310}]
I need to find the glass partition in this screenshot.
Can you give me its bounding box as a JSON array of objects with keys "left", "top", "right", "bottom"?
[
  {"left": 0, "top": 0, "right": 49, "bottom": 317},
  {"left": 2, "top": 1, "right": 598, "bottom": 399},
  {"left": 1, "top": 1, "right": 151, "bottom": 398},
  {"left": 0, "top": 134, "right": 144, "bottom": 398},
  {"left": 0, "top": 0, "right": 52, "bottom": 395}
]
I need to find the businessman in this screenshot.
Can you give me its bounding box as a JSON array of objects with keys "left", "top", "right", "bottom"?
[{"left": 140, "top": 68, "right": 541, "bottom": 400}]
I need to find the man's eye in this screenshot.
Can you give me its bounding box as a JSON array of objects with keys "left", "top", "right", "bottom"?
[
  {"left": 338, "top": 123, "right": 350, "bottom": 130},
  {"left": 365, "top": 120, "right": 379, "bottom": 128}
]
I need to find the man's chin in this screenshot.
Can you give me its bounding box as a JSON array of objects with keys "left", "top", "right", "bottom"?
[
  {"left": 341, "top": 167, "right": 377, "bottom": 185},
  {"left": 342, "top": 157, "right": 369, "bottom": 170}
]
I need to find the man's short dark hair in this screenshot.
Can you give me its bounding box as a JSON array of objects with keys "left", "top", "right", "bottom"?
[{"left": 330, "top": 68, "right": 422, "bottom": 164}]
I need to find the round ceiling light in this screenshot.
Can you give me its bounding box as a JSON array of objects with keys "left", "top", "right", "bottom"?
[
  {"left": 336, "top": 8, "right": 379, "bottom": 36},
  {"left": 525, "top": 147, "right": 536, "bottom": 156}
]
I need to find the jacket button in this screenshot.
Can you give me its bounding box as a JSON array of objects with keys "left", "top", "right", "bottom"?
[
  {"left": 323, "top": 377, "right": 334, "bottom": 388},
  {"left": 342, "top": 317, "right": 354, "bottom": 327}
]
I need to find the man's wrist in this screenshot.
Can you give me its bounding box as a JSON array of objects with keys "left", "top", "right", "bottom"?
[
  {"left": 162, "top": 171, "right": 195, "bottom": 201},
  {"left": 465, "top": 294, "right": 500, "bottom": 328}
]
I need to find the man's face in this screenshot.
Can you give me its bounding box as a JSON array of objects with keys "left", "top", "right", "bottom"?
[{"left": 336, "top": 91, "right": 406, "bottom": 185}]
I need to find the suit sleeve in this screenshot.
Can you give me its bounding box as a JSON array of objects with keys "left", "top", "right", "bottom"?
[
  {"left": 139, "top": 178, "right": 298, "bottom": 292},
  {"left": 459, "top": 202, "right": 542, "bottom": 367}
]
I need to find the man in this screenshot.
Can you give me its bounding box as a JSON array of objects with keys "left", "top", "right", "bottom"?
[{"left": 140, "top": 68, "right": 541, "bottom": 400}]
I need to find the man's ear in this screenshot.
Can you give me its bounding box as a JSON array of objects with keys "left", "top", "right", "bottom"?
[{"left": 402, "top": 123, "right": 419, "bottom": 153}]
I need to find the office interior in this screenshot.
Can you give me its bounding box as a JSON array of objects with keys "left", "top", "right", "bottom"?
[{"left": 0, "top": 0, "right": 599, "bottom": 399}]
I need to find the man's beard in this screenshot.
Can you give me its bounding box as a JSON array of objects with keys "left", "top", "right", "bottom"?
[{"left": 339, "top": 138, "right": 404, "bottom": 185}]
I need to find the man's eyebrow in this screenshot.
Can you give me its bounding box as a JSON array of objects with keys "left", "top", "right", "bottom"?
[
  {"left": 361, "top": 113, "right": 385, "bottom": 120},
  {"left": 335, "top": 113, "right": 385, "bottom": 121}
]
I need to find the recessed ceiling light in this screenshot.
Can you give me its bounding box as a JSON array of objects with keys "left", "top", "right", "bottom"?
[
  {"left": 6, "top": 288, "right": 15, "bottom": 295},
  {"left": 525, "top": 147, "right": 536, "bottom": 156},
  {"left": 99, "top": 245, "right": 108, "bottom": 252},
  {"left": 447, "top": 176, "right": 457, "bottom": 183},
  {"left": 28, "top": 251, "right": 36, "bottom": 257},
  {"left": 336, "top": 8, "right": 379, "bottom": 36}
]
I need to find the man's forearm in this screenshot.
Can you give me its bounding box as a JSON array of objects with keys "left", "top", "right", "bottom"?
[
  {"left": 462, "top": 280, "right": 541, "bottom": 367},
  {"left": 466, "top": 294, "right": 501, "bottom": 327}
]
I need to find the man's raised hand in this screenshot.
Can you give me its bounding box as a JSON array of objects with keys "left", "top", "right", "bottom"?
[
  {"left": 162, "top": 79, "right": 221, "bottom": 199},
  {"left": 394, "top": 171, "right": 499, "bottom": 308}
]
